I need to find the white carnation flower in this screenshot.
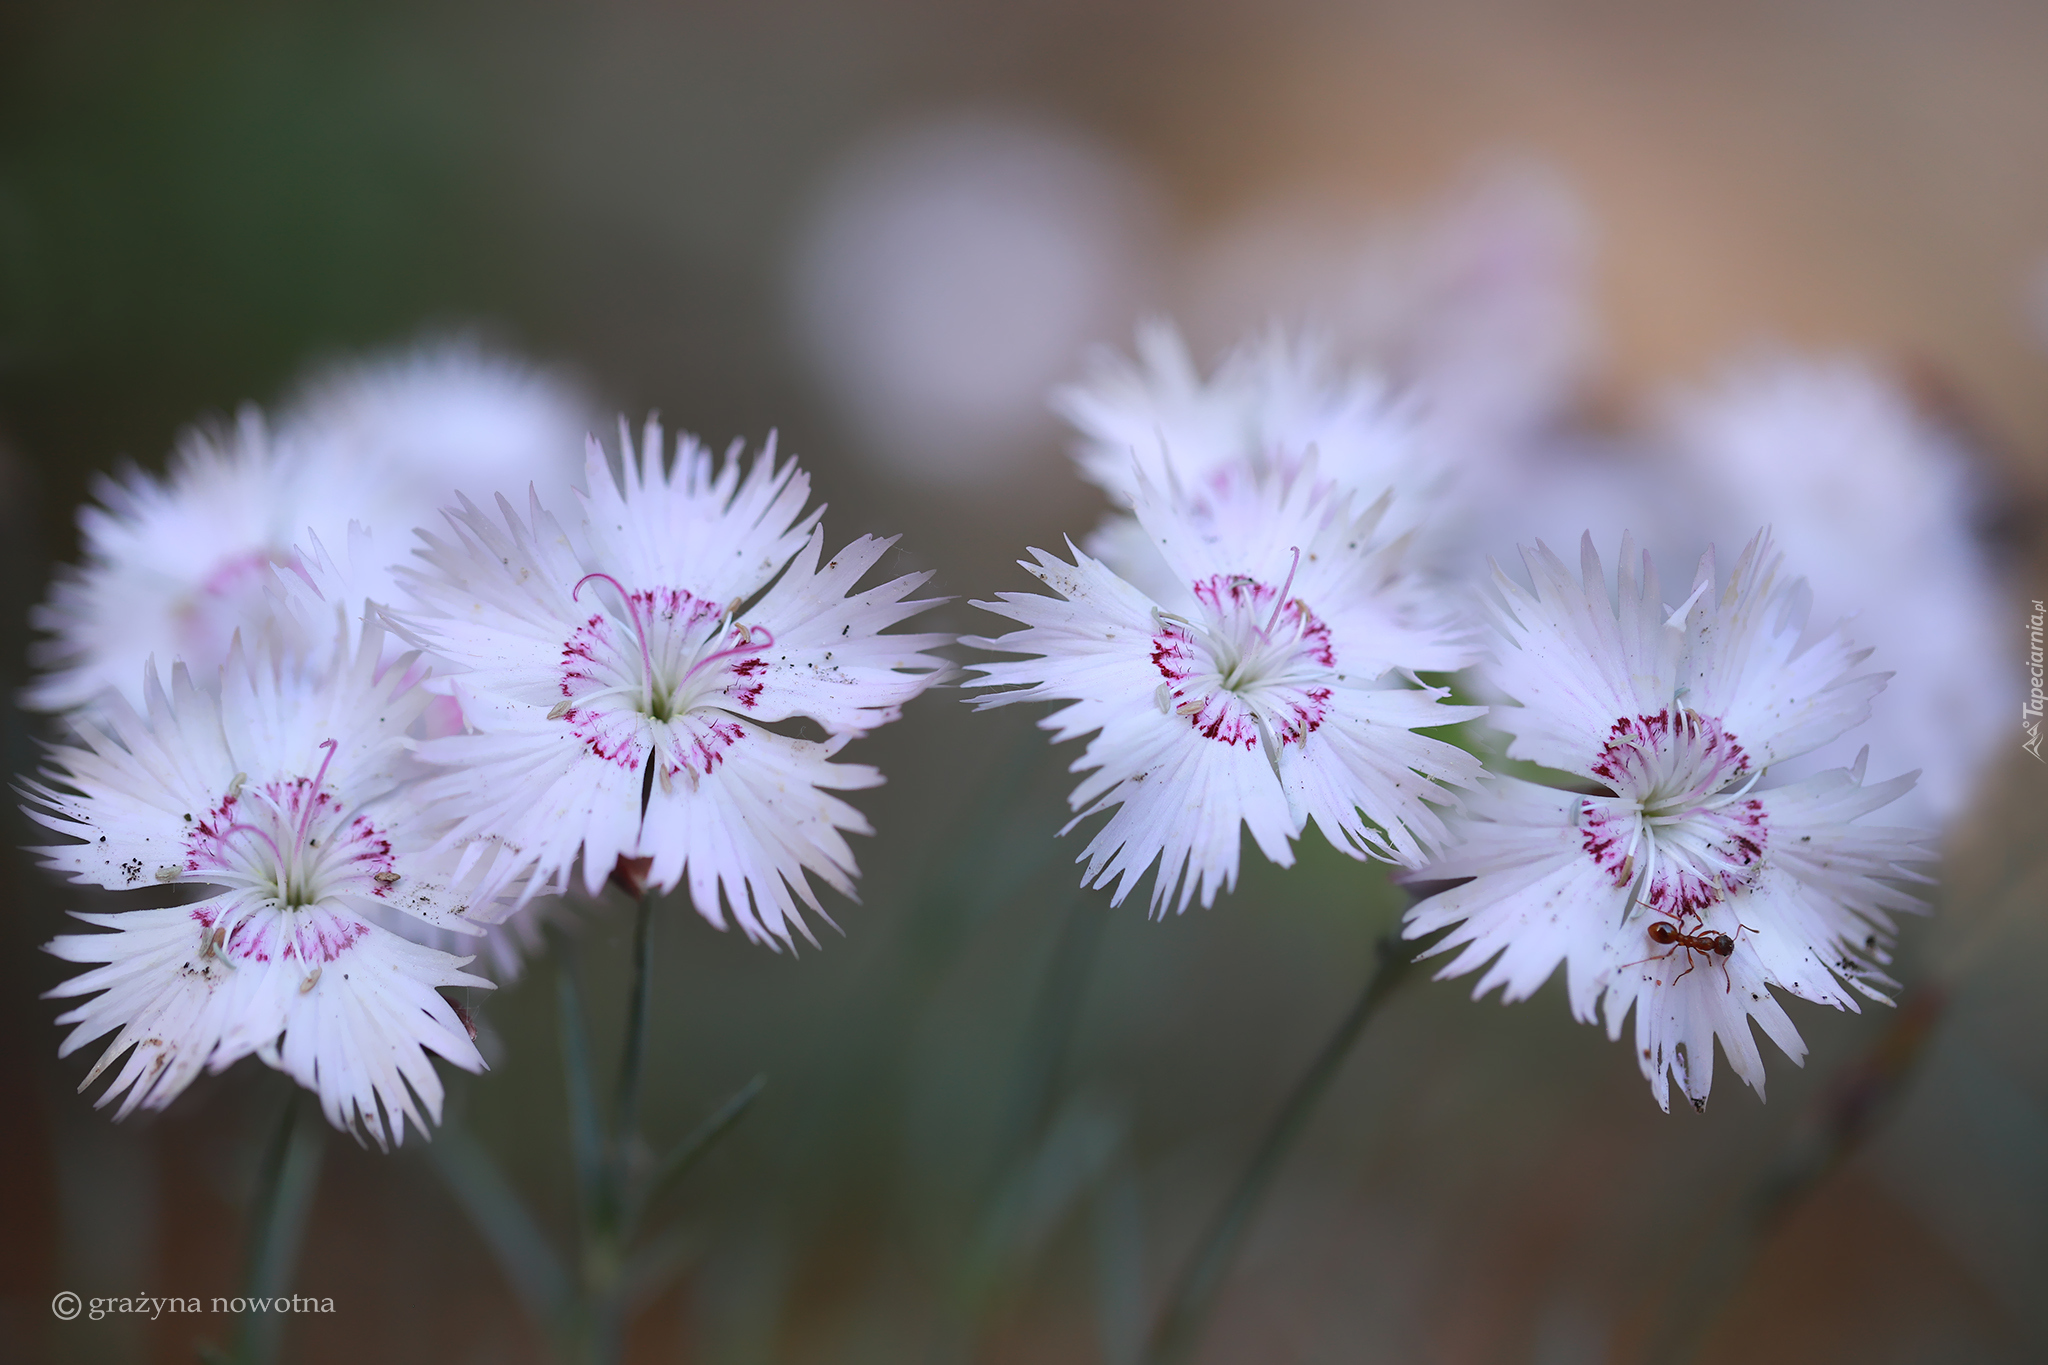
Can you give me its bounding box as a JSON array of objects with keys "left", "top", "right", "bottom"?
[
  {"left": 1403, "top": 532, "right": 1935, "bottom": 1112},
  {"left": 966, "top": 461, "right": 1483, "bottom": 915},
  {"left": 1054, "top": 324, "right": 1435, "bottom": 599},
  {"left": 395, "top": 419, "right": 947, "bottom": 947},
  {"left": 25, "top": 621, "right": 492, "bottom": 1147},
  {"left": 28, "top": 342, "right": 587, "bottom": 715},
  {"left": 27, "top": 410, "right": 340, "bottom": 713},
  {"left": 277, "top": 337, "right": 590, "bottom": 543},
  {"left": 1659, "top": 355, "right": 2011, "bottom": 824}
]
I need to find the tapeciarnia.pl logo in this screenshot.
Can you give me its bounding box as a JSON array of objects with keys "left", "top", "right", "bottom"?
[{"left": 2026, "top": 598, "right": 2045, "bottom": 762}]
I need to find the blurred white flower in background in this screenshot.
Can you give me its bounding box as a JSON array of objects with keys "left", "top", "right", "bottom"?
[
  {"left": 279, "top": 337, "right": 593, "bottom": 546},
  {"left": 1083, "top": 163, "right": 1613, "bottom": 578},
  {"left": 28, "top": 340, "right": 591, "bottom": 714},
  {"left": 1180, "top": 161, "right": 1598, "bottom": 465},
  {"left": 1054, "top": 323, "right": 1435, "bottom": 599},
  {"left": 1657, "top": 355, "right": 2012, "bottom": 825},
  {"left": 2028, "top": 253, "right": 2048, "bottom": 354},
  {"left": 274, "top": 338, "right": 592, "bottom": 623},
  {"left": 787, "top": 113, "right": 1161, "bottom": 490},
  {"left": 26, "top": 409, "right": 352, "bottom": 713},
  {"left": 1439, "top": 425, "right": 1692, "bottom": 584}
]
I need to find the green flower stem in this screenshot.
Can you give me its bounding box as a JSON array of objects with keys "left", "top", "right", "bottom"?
[
  {"left": 612, "top": 889, "right": 657, "bottom": 1163},
  {"left": 1010, "top": 896, "right": 1109, "bottom": 1156},
  {"left": 1145, "top": 933, "right": 1412, "bottom": 1365},
  {"left": 550, "top": 929, "right": 608, "bottom": 1238},
  {"left": 583, "top": 887, "right": 664, "bottom": 1364},
  {"left": 229, "top": 1086, "right": 325, "bottom": 1365},
  {"left": 441, "top": 899, "right": 758, "bottom": 1365},
  {"left": 427, "top": 1118, "right": 576, "bottom": 1350},
  {"left": 625, "top": 1074, "right": 766, "bottom": 1243},
  {"left": 932, "top": 896, "right": 1111, "bottom": 1362}
]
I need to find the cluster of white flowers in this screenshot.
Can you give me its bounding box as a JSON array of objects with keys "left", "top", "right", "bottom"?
[
  {"left": 25, "top": 344, "right": 945, "bottom": 1145},
  {"left": 999, "top": 296, "right": 1947, "bottom": 1110},
  {"left": 27, "top": 175, "right": 2001, "bottom": 1126}
]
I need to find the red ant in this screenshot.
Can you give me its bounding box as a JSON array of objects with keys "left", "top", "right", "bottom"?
[{"left": 1626, "top": 915, "right": 1750, "bottom": 991}]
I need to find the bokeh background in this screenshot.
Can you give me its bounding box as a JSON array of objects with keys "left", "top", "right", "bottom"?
[{"left": 4, "top": 1, "right": 2048, "bottom": 1361}]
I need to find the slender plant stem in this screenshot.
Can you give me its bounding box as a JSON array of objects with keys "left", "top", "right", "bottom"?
[
  {"left": 1145, "top": 933, "right": 1412, "bottom": 1365},
  {"left": 978, "top": 893, "right": 1108, "bottom": 1210},
  {"left": 551, "top": 930, "right": 607, "bottom": 1236},
  {"left": 613, "top": 888, "right": 657, "bottom": 1156},
  {"left": 548, "top": 926, "right": 617, "bottom": 1365},
  {"left": 932, "top": 897, "right": 1111, "bottom": 1364},
  {"left": 427, "top": 1115, "right": 576, "bottom": 1348},
  {"left": 229, "top": 1085, "right": 326, "bottom": 1365},
  {"left": 1012, "top": 897, "right": 1109, "bottom": 1152},
  {"left": 586, "top": 886, "right": 659, "bottom": 1364},
  {"left": 435, "top": 900, "right": 746, "bottom": 1365},
  {"left": 625, "top": 1075, "right": 767, "bottom": 1243}
]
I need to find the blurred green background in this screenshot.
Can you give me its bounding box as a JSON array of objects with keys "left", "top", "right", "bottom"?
[{"left": 4, "top": 2, "right": 2048, "bottom": 1362}]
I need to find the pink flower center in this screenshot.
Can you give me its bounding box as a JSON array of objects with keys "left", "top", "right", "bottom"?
[
  {"left": 553, "top": 578, "right": 774, "bottom": 784},
  {"left": 171, "top": 549, "right": 288, "bottom": 665},
  {"left": 1578, "top": 709, "right": 1768, "bottom": 921},
  {"left": 1151, "top": 562, "right": 1335, "bottom": 756},
  {"left": 182, "top": 741, "right": 397, "bottom": 910}
]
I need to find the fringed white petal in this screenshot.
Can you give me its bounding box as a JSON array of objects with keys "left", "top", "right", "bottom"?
[{"left": 47, "top": 900, "right": 486, "bottom": 1147}]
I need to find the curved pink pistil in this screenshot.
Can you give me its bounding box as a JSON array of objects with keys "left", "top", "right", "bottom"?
[
  {"left": 575, "top": 572, "right": 656, "bottom": 706},
  {"left": 681, "top": 623, "right": 775, "bottom": 685}
]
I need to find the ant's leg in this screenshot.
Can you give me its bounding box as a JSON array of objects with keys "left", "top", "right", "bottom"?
[
  {"left": 1619, "top": 946, "right": 1680, "bottom": 974},
  {"left": 1670, "top": 948, "right": 1699, "bottom": 986},
  {"left": 1722, "top": 923, "right": 1755, "bottom": 993}
]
